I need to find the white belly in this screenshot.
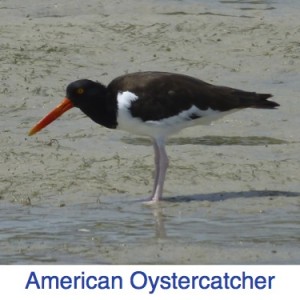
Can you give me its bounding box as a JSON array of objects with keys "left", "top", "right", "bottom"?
[{"left": 116, "top": 91, "right": 239, "bottom": 139}]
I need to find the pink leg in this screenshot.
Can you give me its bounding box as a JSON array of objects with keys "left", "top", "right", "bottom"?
[
  {"left": 147, "top": 138, "right": 169, "bottom": 203},
  {"left": 151, "top": 140, "right": 160, "bottom": 195}
]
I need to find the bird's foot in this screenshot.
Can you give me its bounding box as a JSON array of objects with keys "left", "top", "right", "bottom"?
[{"left": 142, "top": 196, "right": 161, "bottom": 205}]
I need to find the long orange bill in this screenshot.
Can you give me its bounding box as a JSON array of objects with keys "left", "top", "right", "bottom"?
[{"left": 28, "top": 98, "right": 74, "bottom": 136}]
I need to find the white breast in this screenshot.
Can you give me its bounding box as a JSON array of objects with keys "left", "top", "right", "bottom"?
[{"left": 116, "top": 91, "right": 239, "bottom": 139}]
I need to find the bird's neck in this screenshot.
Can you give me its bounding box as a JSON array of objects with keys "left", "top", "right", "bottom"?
[{"left": 79, "top": 87, "right": 118, "bottom": 129}]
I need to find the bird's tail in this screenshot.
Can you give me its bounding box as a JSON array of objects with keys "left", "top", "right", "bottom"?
[
  {"left": 252, "top": 94, "right": 279, "bottom": 109},
  {"left": 234, "top": 90, "right": 280, "bottom": 109}
]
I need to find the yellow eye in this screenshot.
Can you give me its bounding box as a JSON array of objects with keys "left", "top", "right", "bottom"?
[{"left": 77, "top": 88, "right": 84, "bottom": 94}]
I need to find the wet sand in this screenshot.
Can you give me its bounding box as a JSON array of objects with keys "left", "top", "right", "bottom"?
[{"left": 0, "top": 0, "right": 299, "bottom": 264}]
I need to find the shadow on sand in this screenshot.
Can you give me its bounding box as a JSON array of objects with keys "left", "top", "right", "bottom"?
[{"left": 163, "top": 190, "right": 300, "bottom": 203}]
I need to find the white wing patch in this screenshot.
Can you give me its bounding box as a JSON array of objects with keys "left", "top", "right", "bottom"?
[{"left": 117, "top": 91, "right": 239, "bottom": 139}]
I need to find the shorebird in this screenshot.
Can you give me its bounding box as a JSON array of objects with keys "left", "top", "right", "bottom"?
[{"left": 29, "top": 71, "right": 279, "bottom": 203}]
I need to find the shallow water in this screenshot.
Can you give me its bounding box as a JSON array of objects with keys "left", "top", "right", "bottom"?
[{"left": 1, "top": 190, "right": 299, "bottom": 264}]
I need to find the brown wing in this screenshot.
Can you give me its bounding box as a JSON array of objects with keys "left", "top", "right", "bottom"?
[{"left": 108, "top": 71, "right": 278, "bottom": 122}]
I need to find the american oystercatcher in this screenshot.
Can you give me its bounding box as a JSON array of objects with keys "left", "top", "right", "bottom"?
[{"left": 28, "top": 71, "right": 279, "bottom": 203}]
